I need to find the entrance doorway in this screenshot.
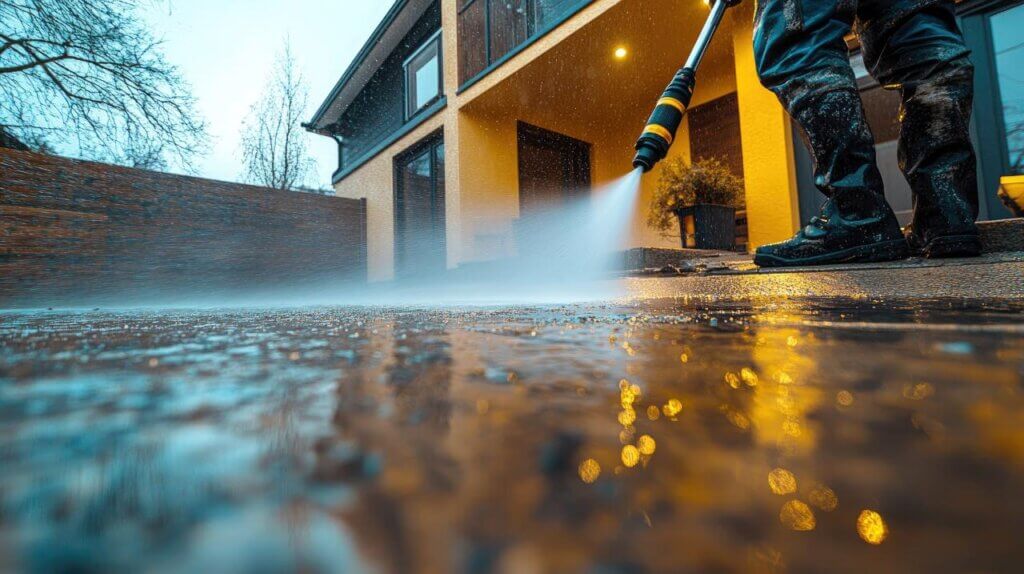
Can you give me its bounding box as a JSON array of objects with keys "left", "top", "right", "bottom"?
[
  {"left": 394, "top": 132, "right": 445, "bottom": 279},
  {"left": 516, "top": 122, "right": 591, "bottom": 215}
]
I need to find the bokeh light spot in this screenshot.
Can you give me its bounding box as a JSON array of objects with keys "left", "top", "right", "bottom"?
[
  {"left": 857, "top": 510, "right": 888, "bottom": 544},
  {"left": 780, "top": 500, "right": 816, "bottom": 531},
  {"left": 768, "top": 468, "right": 797, "bottom": 495},
  {"left": 579, "top": 458, "right": 601, "bottom": 484},
  {"left": 808, "top": 485, "right": 838, "bottom": 511},
  {"left": 637, "top": 434, "right": 656, "bottom": 455},
  {"left": 621, "top": 445, "right": 640, "bottom": 467}
]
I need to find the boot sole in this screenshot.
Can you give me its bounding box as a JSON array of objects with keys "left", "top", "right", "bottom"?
[
  {"left": 754, "top": 238, "right": 910, "bottom": 268},
  {"left": 919, "top": 234, "right": 982, "bottom": 259}
]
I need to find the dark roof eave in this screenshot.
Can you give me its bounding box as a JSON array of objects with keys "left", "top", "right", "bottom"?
[{"left": 307, "top": 0, "right": 411, "bottom": 131}]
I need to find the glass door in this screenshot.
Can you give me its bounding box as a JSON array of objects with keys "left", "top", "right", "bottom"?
[{"left": 394, "top": 133, "right": 446, "bottom": 279}]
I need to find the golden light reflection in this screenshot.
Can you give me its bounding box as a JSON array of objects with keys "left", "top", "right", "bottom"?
[
  {"left": 725, "top": 372, "right": 741, "bottom": 389},
  {"left": 619, "top": 428, "right": 636, "bottom": 444},
  {"left": 646, "top": 405, "right": 660, "bottom": 420},
  {"left": 780, "top": 500, "right": 816, "bottom": 531},
  {"left": 768, "top": 468, "right": 797, "bottom": 495},
  {"left": 638, "top": 435, "right": 656, "bottom": 455},
  {"left": 741, "top": 368, "right": 759, "bottom": 387},
  {"left": 618, "top": 408, "right": 637, "bottom": 426},
  {"left": 579, "top": 458, "right": 601, "bottom": 484},
  {"left": 725, "top": 409, "right": 750, "bottom": 430},
  {"left": 857, "top": 510, "right": 888, "bottom": 544},
  {"left": 663, "top": 399, "right": 683, "bottom": 417},
  {"left": 903, "top": 382, "right": 935, "bottom": 400},
  {"left": 621, "top": 445, "right": 640, "bottom": 467},
  {"left": 679, "top": 353, "right": 689, "bottom": 364},
  {"left": 621, "top": 389, "right": 636, "bottom": 407},
  {"left": 808, "top": 485, "right": 838, "bottom": 512},
  {"left": 836, "top": 390, "right": 854, "bottom": 407}
]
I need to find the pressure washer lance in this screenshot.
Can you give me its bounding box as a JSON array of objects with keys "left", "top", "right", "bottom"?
[{"left": 633, "top": 0, "right": 741, "bottom": 172}]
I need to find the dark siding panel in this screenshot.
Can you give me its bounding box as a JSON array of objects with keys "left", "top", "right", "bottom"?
[
  {"left": 337, "top": 3, "right": 442, "bottom": 168},
  {"left": 687, "top": 93, "right": 744, "bottom": 180}
]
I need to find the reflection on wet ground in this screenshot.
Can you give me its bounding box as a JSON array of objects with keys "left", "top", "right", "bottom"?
[{"left": 1, "top": 298, "right": 1023, "bottom": 573}]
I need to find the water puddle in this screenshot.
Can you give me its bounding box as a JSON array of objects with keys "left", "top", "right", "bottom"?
[{"left": 1, "top": 300, "right": 1022, "bottom": 573}]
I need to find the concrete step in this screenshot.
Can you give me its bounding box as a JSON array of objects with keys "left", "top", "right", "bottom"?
[{"left": 980, "top": 218, "right": 1024, "bottom": 254}]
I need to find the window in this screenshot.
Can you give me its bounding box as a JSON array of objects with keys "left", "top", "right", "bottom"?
[
  {"left": 405, "top": 32, "right": 443, "bottom": 119},
  {"left": 457, "top": 0, "right": 590, "bottom": 85},
  {"left": 990, "top": 2, "right": 1024, "bottom": 173},
  {"left": 395, "top": 133, "right": 446, "bottom": 278}
]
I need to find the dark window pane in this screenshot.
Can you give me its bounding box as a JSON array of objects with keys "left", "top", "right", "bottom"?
[
  {"left": 396, "top": 138, "right": 446, "bottom": 278},
  {"left": 688, "top": 93, "right": 745, "bottom": 180},
  {"left": 991, "top": 3, "right": 1024, "bottom": 174},
  {"left": 531, "top": 0, "right": 579, "bottom": 31},
  {"left": 489, "top": 0, "right": 530, "bottom": 62},
  {"left": 458, "top": 0, "right": 487, "bottom": 84},
  {"left": 458, "top": 0, "right": 586, "bottom": 87}
]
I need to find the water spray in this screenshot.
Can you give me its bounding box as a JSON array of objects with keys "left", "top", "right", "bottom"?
[{"left": 633, "top": 0, "right": 741, "bottom": 173}]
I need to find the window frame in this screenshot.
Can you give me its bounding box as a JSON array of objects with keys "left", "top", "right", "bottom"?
[
  {"left": 960, "top": 0, "right": 1024, "bottom": 219},
  {"left": 403, "top": 30, "right": 444, "bottom": 121}
]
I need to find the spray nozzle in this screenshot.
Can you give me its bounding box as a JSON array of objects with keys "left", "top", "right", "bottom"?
[{"left": 632, "top": 144, "right": 660, "bottom": 173}]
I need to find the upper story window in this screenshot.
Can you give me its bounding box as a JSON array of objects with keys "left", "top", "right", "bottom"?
[
  {"left": 457, "top": 0, "right": 589, "bottom": 86},
  {"left": 405, "top": 31, "right": 443, "bottom": 119}
]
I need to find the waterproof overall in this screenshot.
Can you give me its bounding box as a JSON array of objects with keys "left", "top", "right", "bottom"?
[{"left": 753, "top": 0, "right": 978, "bottom": 241}]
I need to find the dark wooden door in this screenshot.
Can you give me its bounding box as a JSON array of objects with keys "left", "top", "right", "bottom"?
[
  {"left": 517, "top": 122, "right": 591, "bottom": 215},
  {"left": 395, "top": 133, "right": 445, "bottom": 279}
]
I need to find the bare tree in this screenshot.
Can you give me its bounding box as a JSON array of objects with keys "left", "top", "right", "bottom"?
[
  {"left": 239, "top": 41, "right": 316, "bottom": 191},
  {"left": 0, "top": 0, "right": 207, "bottom": 168}
]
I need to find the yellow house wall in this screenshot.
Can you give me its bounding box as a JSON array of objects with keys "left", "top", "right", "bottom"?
[
  {"left": 333, "top": 114, "right": 447, "bottom": 282},
  {"left": 730, "top": 5, "right": 801, "bottom": 249},
  {"left": 333, "top": 0, "right": 801, "bottom": 280}
]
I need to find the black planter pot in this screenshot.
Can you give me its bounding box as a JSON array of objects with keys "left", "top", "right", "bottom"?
[{"left": 673, "top": 204, "right": 737, "bottom": 250}]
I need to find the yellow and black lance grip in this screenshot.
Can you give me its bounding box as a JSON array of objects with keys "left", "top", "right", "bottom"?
[
  {"left": 633, "top": 0, "right": 739, "bottom": 172},
  {"left": 633, "top": 67, "right": 696, "bottom": 172}
]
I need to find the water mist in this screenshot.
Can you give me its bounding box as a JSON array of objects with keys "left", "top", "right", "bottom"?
[{"left": 350, "top": 167, "right": 646, "bottom": 307}]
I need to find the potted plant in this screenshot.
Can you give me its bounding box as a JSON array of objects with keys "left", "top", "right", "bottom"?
[{"left": 647, "top": 156, "right": 744, "bottom": 250}]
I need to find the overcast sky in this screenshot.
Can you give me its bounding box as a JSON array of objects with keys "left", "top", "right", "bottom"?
[{"left": 142, "top": 0, "right": 392, "bottom": 187}]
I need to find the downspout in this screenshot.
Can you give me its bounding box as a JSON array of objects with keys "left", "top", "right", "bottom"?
[{"left": 330, "top": 134, "right": 346, "bottom": 184}]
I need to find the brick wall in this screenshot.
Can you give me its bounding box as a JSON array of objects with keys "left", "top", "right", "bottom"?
[{"left": 0, "top": 148, "right": 367, "bottom": 308}]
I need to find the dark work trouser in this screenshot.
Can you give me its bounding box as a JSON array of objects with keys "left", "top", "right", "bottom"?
[{"left": 753, "top": 0, "right": 978, "bottom": 231}]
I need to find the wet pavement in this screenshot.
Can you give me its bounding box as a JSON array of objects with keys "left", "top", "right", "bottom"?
[{"left": 2, "top": 290, "right": 1024, "bottom": 573}]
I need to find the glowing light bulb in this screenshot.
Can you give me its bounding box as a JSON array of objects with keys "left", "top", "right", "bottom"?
[{"left": 614, "top": 46, "right": 628, "bottom": 60}]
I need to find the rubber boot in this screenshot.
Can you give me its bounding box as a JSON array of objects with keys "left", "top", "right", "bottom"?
[
  {"left": 897, "top": 57, "right": 981, "bottom": 258},
  {"left": 754, "top": 195, "right": 909, "bottom": 268},
  {"left": 754, "top": 88, "right": 910, "bottom": 268}
]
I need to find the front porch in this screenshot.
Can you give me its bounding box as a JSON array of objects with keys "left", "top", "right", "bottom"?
[{"left": 448, "top": 0, "right": 801, "bottom": 268}]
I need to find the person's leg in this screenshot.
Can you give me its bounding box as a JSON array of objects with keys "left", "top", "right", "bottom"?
[
  {"left": 858, "top": 0, "right": 980, "bottom": 257},
  {"left": 753, "top": 0, "right": 907, "bottom": 267}
]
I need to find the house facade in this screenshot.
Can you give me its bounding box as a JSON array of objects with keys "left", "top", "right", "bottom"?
[{"left": 306, "top": 0, "right": 1022, "bottom": 282}]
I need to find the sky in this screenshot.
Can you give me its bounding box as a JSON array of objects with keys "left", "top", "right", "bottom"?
[{"left": 141, "top": 0, "right": 393, "bottom": 187}]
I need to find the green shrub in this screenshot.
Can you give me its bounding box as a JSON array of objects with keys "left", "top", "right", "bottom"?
[{"left": 647, "top": 157, "right": 744, "bottom": 235}]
